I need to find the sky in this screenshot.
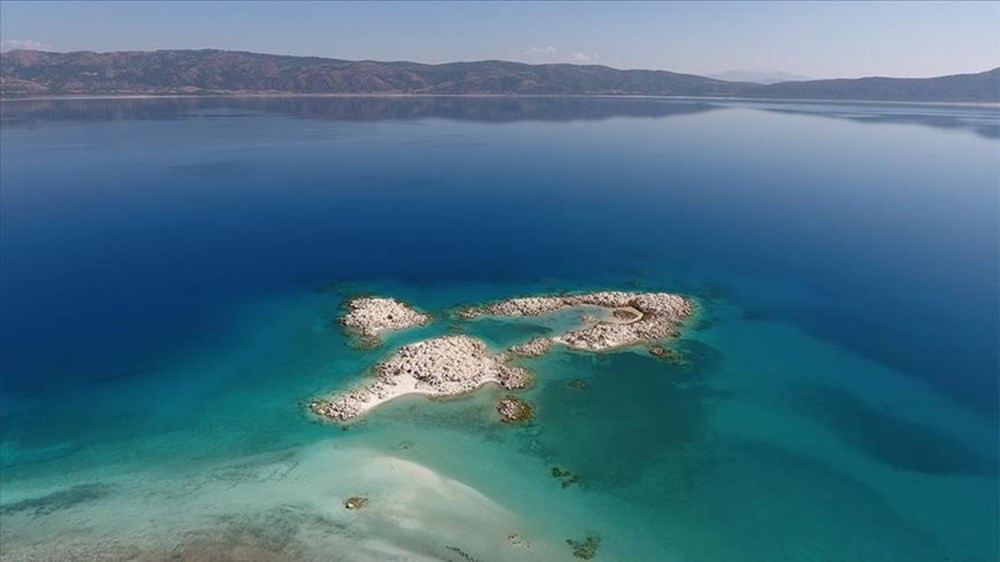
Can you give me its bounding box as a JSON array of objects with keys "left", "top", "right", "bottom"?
[{"left": 1, "top": 1, "right": 997, "bottom": 79}]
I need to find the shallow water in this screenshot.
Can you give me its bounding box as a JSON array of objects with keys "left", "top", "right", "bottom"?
[{"left": 1, "top": 97, "right": 997, "bottom": 561}]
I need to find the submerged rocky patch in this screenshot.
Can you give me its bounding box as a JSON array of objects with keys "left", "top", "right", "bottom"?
[
  {"left": 551, "top": 466, "right": 582, "bottom": 489},
  {"left": 508, "top": 337, "right": 552, "bottom": 358},
  {"left": 566, "top": 534, "right": 601, "bottom": 560}
]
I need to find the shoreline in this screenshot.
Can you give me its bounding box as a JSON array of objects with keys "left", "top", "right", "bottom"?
[
  {"left": 308, "top": 379, "right": 507, "bottom": 423},
  {"left": 2, "top": 93, "right": 996, "bottom": 108}
]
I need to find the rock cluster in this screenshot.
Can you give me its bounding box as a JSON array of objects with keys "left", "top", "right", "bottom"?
[
  {"left": 344, "top": 496, "right": 368, "bottom": 510},
  {"left": 508, "top": 337, "right": 552, "bottom": 358},
  {"left": 340, "top": 297, "right": 429, "bottom": 338},
  {"left": 382, "top": 336, "right": 525, "bottom": 388},
  {"left": 312, "top": 290, "right": 691, "bottom": 423},
  {"left": 496, "top": 397, "right": 534, "bottom": 423},
  {"left": 310, "top": 335, "right": 532, "bottom": 422},
  {"left": 506, "top": 533, "right": 530, "bottom": 549},
  {"left": 468, "top": 291, "right": 693, "bottom": 352}
]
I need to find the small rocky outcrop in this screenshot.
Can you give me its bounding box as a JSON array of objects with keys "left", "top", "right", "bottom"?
[
  {"left": 649, "top": 344, "right": 674, "bottom": 360},
  {"left": 340, "top": 297, "right": 429, "bottom": 339},
  {"left": 506, "top": 533, "right": 530, "bottom": 549},
  {"left": 508, "top": 337, "right": 552, "bottom": 358},
  {"left": 497, "top": 397, "right": 534, "bottom": 423},
  {"left": 344, "top": 496, "right": 368, "bottom": 510}
]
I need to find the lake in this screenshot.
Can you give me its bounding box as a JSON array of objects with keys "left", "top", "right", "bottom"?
[{"left": 1, "top": 96, "right": 997, "bottom": 561}]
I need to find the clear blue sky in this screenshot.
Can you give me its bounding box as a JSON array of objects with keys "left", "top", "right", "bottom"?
[{"left": 1, "top": 1, "right": 997, "bottom": 78}]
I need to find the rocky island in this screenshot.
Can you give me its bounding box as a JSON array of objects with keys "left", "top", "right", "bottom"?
[
  {"left": 467, "top": 291, "right": 694, "bottom": 353},
  {"left": 340, "top": 297, "right": 429, "bottom": 345},
  {"left": 310, "top": 335, "right": 531, "bottom": 422},
  {"left": 496, "top": 397, "right": 534, "bottom": 423},
  {"left": 508, "top": 337, "right": 553, "bottom": 358}
]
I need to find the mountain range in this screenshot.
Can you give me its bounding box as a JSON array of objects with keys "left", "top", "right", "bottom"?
[{"left": 1, "top": 49, "right": 997, "bottom": 102}]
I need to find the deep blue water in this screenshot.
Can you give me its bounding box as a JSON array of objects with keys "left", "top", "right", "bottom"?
[
  {"left": 0, "top": 97, "right": 997, "bottom": 561},
  {"left": 3, "top": 97, "right": 996, "bottom": 410}
]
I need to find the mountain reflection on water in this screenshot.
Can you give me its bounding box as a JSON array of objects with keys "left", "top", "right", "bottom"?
[
  {"left": 750, "top": 101, "right": 1000, "bottom": 139},
  {"left": 0, "top": 95, "right": 721, "bottom": 125},
  {"left": 3, "top": 95, "right": 996, "bottom": 139}
]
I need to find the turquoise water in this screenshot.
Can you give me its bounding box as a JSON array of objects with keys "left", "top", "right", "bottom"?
[{"left": 0, "top": 97, "right": 997, "bottom": 561}]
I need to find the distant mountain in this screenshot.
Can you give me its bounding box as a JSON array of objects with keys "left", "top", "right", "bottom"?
[
  {"left": 707, "top": 70, "right": 812, "bottom": 84},
  {"left": 1, "top": 50, "right": 997, "bottom": 102},
  {"left": 0, "top": 49, "right": 744, "bottom": 98},
  {"left": 745, "top": 69, "right": 1000, "bottom": 102}
]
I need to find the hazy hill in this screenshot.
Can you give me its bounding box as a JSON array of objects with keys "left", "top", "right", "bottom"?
[
  {"left": 707, "top": 70, "right": 812, "bottom": 84},
  {"left": 1, "top": 49, "right": 997, "bottom": 102},
  {"left": 0, "top": 49, "right": 743, "bottom": 97},
  {"left": 746, "top": 68, "right": 1000, "bottom": 102}
]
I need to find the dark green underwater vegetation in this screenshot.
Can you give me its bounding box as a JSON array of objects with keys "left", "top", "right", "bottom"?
[
  {"left": 0, "top": 483, "right": 111, "bottom": 518},
  {"left": 798, "top": 384, "right": 998, "bottom": 476}
]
